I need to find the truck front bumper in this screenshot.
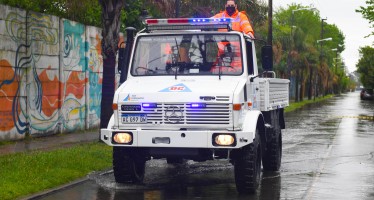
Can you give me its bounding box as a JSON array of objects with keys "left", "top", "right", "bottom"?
[{"left": 101, "top": 129, "right": 254, "bottom": 149}]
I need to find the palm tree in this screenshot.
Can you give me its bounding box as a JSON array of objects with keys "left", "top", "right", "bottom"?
[{"left": 290, "top": 26, "right": 309, "bottom": 102}]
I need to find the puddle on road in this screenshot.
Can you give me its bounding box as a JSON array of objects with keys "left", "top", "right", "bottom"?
[
  {"left": 36, "top": 159, "right": 284, "bottom": 200},
  {"left": 89, "top": 159, "right": 234, "bottom": 191}
]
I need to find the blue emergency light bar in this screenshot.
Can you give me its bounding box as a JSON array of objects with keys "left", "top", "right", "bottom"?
[
  {"left": 145, "top": 18, "right": 232, "bottom": 31},
  {"left": 146, "top": 18, "right": 232, "bottom": 25}
]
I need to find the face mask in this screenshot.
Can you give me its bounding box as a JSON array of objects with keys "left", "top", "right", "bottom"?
[{"left": 226, "top": 6, "right": 236, "bottom": 16}]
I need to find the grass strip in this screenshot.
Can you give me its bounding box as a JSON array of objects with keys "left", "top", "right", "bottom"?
[
  {"left": 0, "top": 141, "right": 14, "bottom": 146},
  {"left": 0, "top": 142, "right": 112, "bottom": 200},
  {"left": 285, "top": 95, "right": 334, "bottom": 113}
]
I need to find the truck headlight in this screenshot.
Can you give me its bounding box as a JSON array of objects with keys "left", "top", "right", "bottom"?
[
  {"left": 213, "top": 133, "right": 236, "bottom": 146},
  {"left": 113, "top": 132, "right": 133, "bottom": 144}
]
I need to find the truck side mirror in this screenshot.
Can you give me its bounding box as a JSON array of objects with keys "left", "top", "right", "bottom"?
[{"left": 261, "top": 45, "right": 273, "bottom": 71}]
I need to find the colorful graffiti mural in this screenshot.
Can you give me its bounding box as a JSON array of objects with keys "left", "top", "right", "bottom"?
[
  {"left": 61, "top": 19, "right": 87, "bottom": 132},
  {"left": 86, "top": 27, "right": 103, "bottom": 129},
  {"left": 0, "top": 5, "right": 105, "bottom": 141},
  {"left": 27, "top": 12, "right": 60, "bottom": 136}
]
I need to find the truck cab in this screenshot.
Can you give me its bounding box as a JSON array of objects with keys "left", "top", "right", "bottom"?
[{"left": 101, "top": 18, "right": 289, "bottom": 194}]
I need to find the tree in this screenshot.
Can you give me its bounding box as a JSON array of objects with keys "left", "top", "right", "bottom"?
[
  {"left": 64, "top": 0, "right": 102, "bottom": 26},
  {"left": 356, "top": 0, "right": 374, "bottom": 36},
  {"left": 273, "top": 4, "right": 321, "bottom": 101},
  {"left": 273, "top": 4, "right": 349, "bottom": 100},
  {"left": 0, "top": 0, "right": 102, "bottom": 26},
  {"left": 99, "top": 0, "right": 125, "bottom": 129},
  {"left": 321, "top": 23, "right": 345, "bottom": 94},
  {"left": 142, "top": 0, "right": 268, "bottom": 27},
  {"left": 356, "top": 46, "right": 374, "bottom": 89}
]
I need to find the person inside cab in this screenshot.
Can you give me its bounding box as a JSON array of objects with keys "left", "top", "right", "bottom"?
[{"left": 212, "top": 0, "right": 255, "bottom": 38}]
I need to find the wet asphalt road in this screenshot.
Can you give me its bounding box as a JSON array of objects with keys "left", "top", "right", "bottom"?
[{"left": 35, "top": 92, "right": 374, "bottom": 200}]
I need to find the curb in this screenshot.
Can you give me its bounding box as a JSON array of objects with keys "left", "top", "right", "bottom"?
[{"left": 20, "top": 177, "right": 89, "bottom": 200}]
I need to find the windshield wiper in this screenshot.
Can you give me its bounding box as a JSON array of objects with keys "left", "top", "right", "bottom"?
[
  {"left": 135, "top": 67, "right": 155, "bottom": 75},
  {"left": 219, "top": 64, "right": 222, "bottom": 80},
  {"left": 218, "top": 65, "right": 234, "bottom": 80}
]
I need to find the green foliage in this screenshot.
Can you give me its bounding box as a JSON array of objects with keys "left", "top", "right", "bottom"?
[
  {"left": 322, "top": 23, "right": 345, "bottom": 67},
  {"left": 143, "top": 0, "right": 268, "bottom": 26},
  {"left": 0, "top": 142, "right": 112, "bottom": 200},
  {"left": 121, "top": 0, "right": 146, "bottom": 31},
  {"left": 273, "top": 4, "right": 322, "bottom": 53},
  {"left": 0, "top": 0, "right": 102, "bottom": 26},
  {"left": 357, "top": 46, "right": 374, "bottom": 89},
  {"left": 272, "top": 3, "right": 349, "bottom": 98},
  {"left": 356, "top": 0, "right": 374, "bottom": 36},
  {"left": 0, "top": 0, "right": 59, "bottom": 13},
  {"left": 0, "top": 0, "right": 268, "bottom": 34}
]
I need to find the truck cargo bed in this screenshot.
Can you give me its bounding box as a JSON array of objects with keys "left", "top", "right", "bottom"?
[{"left": 258, "top": 78, "right": 290, "bottom": 111}]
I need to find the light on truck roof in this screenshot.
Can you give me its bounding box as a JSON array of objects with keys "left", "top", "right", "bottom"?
[
  {"left": 145, "top": 18, "right": 232, "bottom": 25},
  {"left": 145, "top": 18, "right": 232, "bottom": 31}
]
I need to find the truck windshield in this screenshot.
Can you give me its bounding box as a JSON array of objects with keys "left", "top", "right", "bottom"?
[{"left": 131, "top": 34, "right": 243, "bottom": 76}]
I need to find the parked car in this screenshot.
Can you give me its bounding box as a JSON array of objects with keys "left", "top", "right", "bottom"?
[{"left": 360, "top": 89, "right": 374, "bottom": 100}]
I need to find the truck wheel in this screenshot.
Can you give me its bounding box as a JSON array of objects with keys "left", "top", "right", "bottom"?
[
  {"left": 113, "top": 147, "right": 145, "bottom": 184},
  {"left": 234, "top": 130, "right": 262, "bottom": 194},
  {"left": 262, "top": 129, "right": 282, "bottom": 171}
]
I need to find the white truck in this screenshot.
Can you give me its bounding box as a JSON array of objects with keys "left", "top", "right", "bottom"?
[{"left": 101, "top": 18, "right": 289, "bottom": 194}]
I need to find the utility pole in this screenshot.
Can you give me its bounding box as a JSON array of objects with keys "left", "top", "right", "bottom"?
[
  {"left": 268, "top": 0, "right": 273, "bottom": 46},
  {"left": 175, "top": 0, "right": 180, "bottom": 17}
]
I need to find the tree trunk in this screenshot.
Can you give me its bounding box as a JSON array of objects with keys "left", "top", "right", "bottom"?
[
  {"left": 295, "top": 69, "right": 299, "bottom": 102},
  {"left": 99, "top": 0, "right": 125, "bottom": 129},
  {"left": 300, "top": 71, "right": 304, "bottom": 101},
  {"left": 308, "top": 68, "right": 313, "bottom": 100}
]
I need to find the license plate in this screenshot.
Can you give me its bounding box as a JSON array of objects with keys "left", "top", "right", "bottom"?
[
  {"left": 122, "top": 114, "right": 147, "bottom": 124},
  {"left": 121, "top": 105, "right": 141, "bottom": 111}
]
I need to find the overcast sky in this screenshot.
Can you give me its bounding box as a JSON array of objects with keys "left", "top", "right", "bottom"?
[{"left": 273, "top": 0, "right": 373, "bottom": 73}]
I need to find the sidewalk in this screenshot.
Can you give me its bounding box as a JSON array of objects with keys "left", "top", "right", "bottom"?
[{"left": 0, "top": 130, "right": 100, "bottom": 156}]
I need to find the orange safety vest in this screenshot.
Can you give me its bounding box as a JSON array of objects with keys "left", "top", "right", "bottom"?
[{"left": 213, "top": 10, "right": 254, "bottom": 37}]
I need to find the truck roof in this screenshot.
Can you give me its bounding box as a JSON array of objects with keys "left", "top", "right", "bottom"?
[
  {"left": 145, "top": 18, "right": 233, "bottom": 32},
  {"left": 142, "top": 18, "right": 255, "bottom": 42}
]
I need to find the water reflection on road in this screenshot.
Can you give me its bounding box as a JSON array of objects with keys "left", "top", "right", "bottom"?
[
  {"left": 37, "top": 92, "right": 374, "bottom": 200},
  {"left": 86, "top": 160, "right": 282, "bottom": 200}
]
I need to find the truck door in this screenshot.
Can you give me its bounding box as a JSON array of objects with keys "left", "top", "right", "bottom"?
[{"left": 245, "top": 39, "right": 258, "bottom": 109}]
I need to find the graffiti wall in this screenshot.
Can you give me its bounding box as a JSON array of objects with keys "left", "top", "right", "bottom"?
[
  {"left": 0, "top": 6, "right": 27, "bottom": 140},
  {"left": 0, "top": 5, "right": 107, "bottom": 140},
  {"left": 85, "top": 26, "right": 103, "bottom": 130}
]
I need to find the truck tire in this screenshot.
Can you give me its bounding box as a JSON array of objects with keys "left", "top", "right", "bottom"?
[
  {"left": 234, "top": 130, "right": 262, "bottom": 194},
  {"left": 262, "top": 129, "right": 282, "bottom": 171},
  {"left": 113, "top": 147, "right": 145, "bottom": 184}
]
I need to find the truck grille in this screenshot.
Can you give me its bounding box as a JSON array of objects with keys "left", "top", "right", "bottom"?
[{"left": 121, "top": 103, "right": 232, "bottom": 125}]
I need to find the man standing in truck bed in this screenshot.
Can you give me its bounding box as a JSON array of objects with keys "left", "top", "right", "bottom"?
[{"left": 212, "top": 0, "right": 255, "bottom": 38}]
